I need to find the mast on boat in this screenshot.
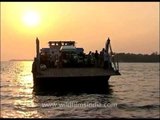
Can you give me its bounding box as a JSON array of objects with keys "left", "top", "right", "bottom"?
[
  {"left": 105, "top": 37, "right": 119, "bottom": 71},
  {"left": 36, "top": 37, "right": 40, "bottom": 73}
]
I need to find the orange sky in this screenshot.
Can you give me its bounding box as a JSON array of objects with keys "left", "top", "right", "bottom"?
[{"left": 1, "top": 2, "right": 159, "bottom": 61}]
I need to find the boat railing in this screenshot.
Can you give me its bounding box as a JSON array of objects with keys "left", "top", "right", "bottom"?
[{"left": 110, "top": 53, "right": 119, "bottom": 72}]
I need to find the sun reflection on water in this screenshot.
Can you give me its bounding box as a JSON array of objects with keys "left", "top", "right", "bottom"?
[
  {"left": 15, "top": 61, "right": 33, "bottom": 86},
  {"left": 1, "top": 61, "right": 42, "bottom": 118},
  {"left": 13, "top": 61, "right": 38, "bottom": 117}
]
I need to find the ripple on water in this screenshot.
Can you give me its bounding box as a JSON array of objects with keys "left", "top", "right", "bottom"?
[{"left": 1, "top": 62, "right": 159, "bottom": 118}]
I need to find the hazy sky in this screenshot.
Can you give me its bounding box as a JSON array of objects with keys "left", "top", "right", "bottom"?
[{"left": 1, "top": 2, "right": 159, "bottom": 61}]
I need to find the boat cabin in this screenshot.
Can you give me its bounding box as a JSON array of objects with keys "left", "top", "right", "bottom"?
[{"left": 48, "top": 41, "right": 75, "bottom": 48}]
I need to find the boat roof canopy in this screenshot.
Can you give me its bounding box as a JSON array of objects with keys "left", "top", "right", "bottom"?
[{"left": 60, "top": 45, "right": 77, "bottom": 52}]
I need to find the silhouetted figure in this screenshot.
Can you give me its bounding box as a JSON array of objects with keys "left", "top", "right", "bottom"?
[
  {"left": 58, "top": 51, "right": 63, "bottom": 68},
  {"left": 91, "top": 52, "right": 95, "bottom": 66},
  {"left": 78, "top": 52, "right": 85, "bottom": 67},
  {"left": 50, "top": 51, "right": 55, "bottom": 68},
  {"left": 94, "top": 50, "right": 99, "bottom": 67},
  {"left": 99, "top": 48, "right": 105, "bottom": 67},
  {"left": 87, "top": 51, "right": 92, "bottom": 67},
  {"left": 103, "top": 50, "right": 109, "bottom": 69},
  {"left": 44, "top": 52, "right": 50, "bottom": 68}
]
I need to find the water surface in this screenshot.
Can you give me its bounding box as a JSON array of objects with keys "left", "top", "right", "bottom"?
[{"left": 1, "top": 61, "right": 159, "bottom": 118}]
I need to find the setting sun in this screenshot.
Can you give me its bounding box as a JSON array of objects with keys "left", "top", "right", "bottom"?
[{"left": 22, "top": 11, "right": 40, "bottom": 27}]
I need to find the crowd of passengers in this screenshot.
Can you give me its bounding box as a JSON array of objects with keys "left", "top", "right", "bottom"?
[{"left": 39, "top": 48, "right": 114, "bottom": 70}]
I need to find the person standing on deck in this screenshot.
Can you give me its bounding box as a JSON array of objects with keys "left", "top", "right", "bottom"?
[
  {"left": 87, "top": 51, "right": 92, "bottom": 67},
  {"left": 94, "top": 50, "right": 99, "bottom": 67},
  {"left": 58, "top": 51, "right": 63, "bottom": 68},
  {"left": 50, "top": 51, "right": 55, "bottom": 68},
  {"left": 99, "top": 48, "right": 105, "bottom": 67},
  {"left": 103, "top": 50, "right": 109, "bottom": 69}
]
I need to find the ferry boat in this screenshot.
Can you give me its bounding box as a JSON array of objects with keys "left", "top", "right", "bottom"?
[{"left": 32, "top": 37, "right": 120, "bottom": 94}]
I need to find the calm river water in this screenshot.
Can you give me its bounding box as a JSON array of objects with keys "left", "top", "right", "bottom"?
[{"left": 0, "top": 61, "right": 159, "bottom": 118}]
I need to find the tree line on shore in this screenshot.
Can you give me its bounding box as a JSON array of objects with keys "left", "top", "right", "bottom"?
[{"left": 113, "top": 52, "right": 159, "bottom": 63}]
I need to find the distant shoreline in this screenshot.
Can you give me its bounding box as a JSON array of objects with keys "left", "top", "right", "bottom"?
[
  {"left": 114, "top": 53, "right": 159, "bottom": 63},
  {"left": 118, "top": 61, "right": 159, "bottom": 63},
  {"left": 6, "top": 52, "right": 160, "bottom": 63}
]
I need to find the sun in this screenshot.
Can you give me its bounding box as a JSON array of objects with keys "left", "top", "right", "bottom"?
[{"left": 22, "top": 11, "right": 40, "bottom": 27}]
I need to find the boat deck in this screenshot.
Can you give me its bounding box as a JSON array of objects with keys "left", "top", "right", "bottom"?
[{"left": 37, "top": 68, "right": 120, "bottom": 78}]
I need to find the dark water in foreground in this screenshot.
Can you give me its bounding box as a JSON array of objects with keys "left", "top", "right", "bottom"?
[{"left": 0, "top": 61, "right": 159, "bottom": 118}]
